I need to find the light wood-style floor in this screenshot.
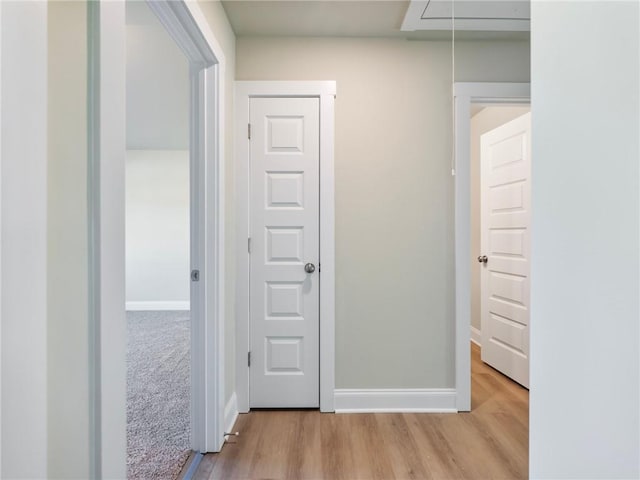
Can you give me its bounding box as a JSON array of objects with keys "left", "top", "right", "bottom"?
[{"left": 194, "top": 343, "right": 528, "bottom": 479}]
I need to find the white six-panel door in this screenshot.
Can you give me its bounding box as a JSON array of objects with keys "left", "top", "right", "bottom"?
[
  {"left": 480, "top": 112, "right": 531, "bottom": 388},
  {"left": 249, "top": 97, "right": 320, "bottom": 407}
]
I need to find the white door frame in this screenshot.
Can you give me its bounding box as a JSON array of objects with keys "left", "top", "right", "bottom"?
[
  {"left": 235, "top": 81, "right": 336, "bottom": 413},
  {"left": 0, "top": 1, "right": 3, "bottom": 472},
  {"left": 91, "top": 1, "right": 227, "bottom": 475},
  {"left": 454, "top": 82, "right": 530, "bottom": 411}
]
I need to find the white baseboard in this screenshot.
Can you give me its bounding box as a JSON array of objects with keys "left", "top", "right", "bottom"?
[
  {"left": 334, "top": 388, "right": 458, "bottom": 413},
  {"left": 471, "top": 325, "right": 482, "bottom": 347},
  {"left": 125, "top": 301, "right": 190, "bottom": 311},
  {"left": 224, "top": 392, "right": 239, "bottom": 434}
]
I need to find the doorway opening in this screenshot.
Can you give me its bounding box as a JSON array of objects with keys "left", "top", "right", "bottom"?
[
  {"left": 125, "top": 1, "right": 191, "bottom": 477},
  {"left": 92, "top": 1, "right": 226, "bottom": 475},
  {"left": 468, "top": 103, "right": 531, "bottom": 409},
  {"left": 453, "top": 82, "right": 530, "bottom": 412}
]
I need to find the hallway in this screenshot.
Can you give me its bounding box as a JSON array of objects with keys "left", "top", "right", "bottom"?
[{"left": 193, "top": 343, "right": 528, "bottom": 479}]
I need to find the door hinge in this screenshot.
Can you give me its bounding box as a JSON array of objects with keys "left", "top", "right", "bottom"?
[
  {"left": 248, "top": 351, "right": 251, "bottom": 367},
  {"left": 318, "top": 263, "right": 321, "bottom": 273},
  {"left": 191, "top": 269, "right": 200, "bottom": 282},
  {"left": 248, "top": 123, "right": 251, "bottom": 140},
  {"left": 248, "top": 237, "right": 252, "bottom": 254}
]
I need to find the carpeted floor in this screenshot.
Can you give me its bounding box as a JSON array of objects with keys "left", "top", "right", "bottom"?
[{"left": 127, "top": 310, "right": 191, "bottom": 480}]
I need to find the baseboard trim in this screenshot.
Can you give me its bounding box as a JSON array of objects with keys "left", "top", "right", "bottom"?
[
  {"left": 224, "top": 392, "right": 239, "bottom": 434},
  {"left": 471, "top": 326, "right": 482, "bottom": 347},
  {"left": 334, "top": 388, "right": 458, "bottom": 413},
  {"left": 125, "top": 301, "right": 190, "bottom": 311}
]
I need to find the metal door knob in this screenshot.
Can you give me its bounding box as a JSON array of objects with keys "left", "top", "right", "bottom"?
[
  {"left": 477, "top": 255, "right": 488, "bottom": 264},
  {"left": 304, "top": 263, "right": 316, "bottom": 274}
]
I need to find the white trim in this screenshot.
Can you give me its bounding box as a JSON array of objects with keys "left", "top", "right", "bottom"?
[
  {"left": 235, "top": 81, "right": 336, "bottom": 413},
  {"left": 94, "top": 3, "right": 127, "bottom": 477},
  {"left": 125, "top": 301, "right": 190, "bottom": 311},
  {"left": 0, "top": 2, "right": 3, "bottom": 473},
  {"left": 470, "top": 326, "right": 482, "bottom": 347},
  {"left": 454, "top": 82, "right": 530, "bottom": 412},
  {"left": 224, "top": 392, "right": 239, "bottom": 435},
  {"left": 334, "top": 389, "right": 458, "bottom": 413},
  {"left": 186, "top": 2, "right": 226, "bottom": 454},
  {"left": 319, "top": 89, "right": 336, "bottom": 413}
]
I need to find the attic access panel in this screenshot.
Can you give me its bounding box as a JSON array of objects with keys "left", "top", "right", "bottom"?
[{"left": 401, "top": 0, "right": 530, "bottom": 32}]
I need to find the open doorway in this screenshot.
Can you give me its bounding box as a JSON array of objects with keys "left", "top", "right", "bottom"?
[
  {"left": 453, "top": 82, "right": 530, "bottom": 412},
  {"left": 125, "top": 1, "right": 191, "bottom": 477},
  {"left": 93, "top": 1, "right": 226, "bottom": 475},
  {"left": 469, "top": 103, "right": 531, "bottom": 407},
  {"left": 465, "top": 104, "right": 531, "bottom": 476},
  {"left": 470, "top": 103, "right": 531, "bottom": 372}
]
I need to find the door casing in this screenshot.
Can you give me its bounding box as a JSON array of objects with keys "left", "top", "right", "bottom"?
[
  {"left": 235, "top": 81, "right": 336, "bottom": 413},
  {"left": 453, "top": 82, "right": 530, "bottom": 411}
]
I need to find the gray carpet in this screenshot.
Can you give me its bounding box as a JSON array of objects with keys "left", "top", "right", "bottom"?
[{"left": 127, "top": 310, "right": 191, "bottom": 480}]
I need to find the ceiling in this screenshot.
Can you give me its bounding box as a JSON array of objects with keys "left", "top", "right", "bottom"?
[{"left": 221, "top": 0, "right": 530, "bottom": 40}]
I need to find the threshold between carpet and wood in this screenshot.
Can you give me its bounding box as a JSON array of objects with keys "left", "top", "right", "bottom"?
[
  {"left": 127, "top": 310, "right": 191, "bottom": 480},
  {"left": 193, "top": 343, "right": 528, "bottom": 480}
]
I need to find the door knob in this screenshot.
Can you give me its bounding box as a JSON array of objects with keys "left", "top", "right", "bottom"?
[
  {"left": 304, "top": 263, "right": 316, "bottom": 274},
  {"left": 477, "top": 255, "right": 488, "bottom": 264}
]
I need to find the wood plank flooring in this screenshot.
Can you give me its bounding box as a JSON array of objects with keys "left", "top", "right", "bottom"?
[{"left": 194, "top": 343, "right": 528, "bottom": 479}]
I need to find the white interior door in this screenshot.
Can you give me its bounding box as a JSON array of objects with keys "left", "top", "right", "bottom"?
[
  {"left": 249, "top": 97, "right": 320, "bottom": 407},
  {"left": 480, "top": 112, "right": 531, "bottom": 388}
]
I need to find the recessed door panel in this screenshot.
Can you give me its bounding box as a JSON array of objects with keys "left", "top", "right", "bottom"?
[
  {"left": 266, "top": 172, "right": 304, "bottom": 208},
  {"left": 266, "top": 227, "right": 304, "bottom": 264},
  {"left": 267, "top": 116, "right": 304, "bottom": 153},
  {"left": 265, "top": 337, "right": 304, "bottom": 374}
]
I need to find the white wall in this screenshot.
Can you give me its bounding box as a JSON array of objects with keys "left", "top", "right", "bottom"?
[
  {"left": 470, "top": 105, "right": 530, "bottom": 340},
  {"left": 126, "top": 1, "right": 189, "bottom": 150},
  {"left": 125, "top": 1, "right": 191, "bottom": 312},
  {"left": 126, "top": 150, "right": 190, "bottom": 310},
  {"left": 237, "top": 37, "right": 530, "bottom": 389},
  {"left": 530, "top": 2, "right": 639, "bottom": 478},
  {"left": 1, "top": 2, "right": 48, "bottom": 477}
]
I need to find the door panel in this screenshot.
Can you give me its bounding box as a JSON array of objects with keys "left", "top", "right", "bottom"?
[
  {"left": 249, "top": 97, "right": 320, "bottom": 407},
  {"left": 480, "top": 112, "right": 531, "bottom": 388}
]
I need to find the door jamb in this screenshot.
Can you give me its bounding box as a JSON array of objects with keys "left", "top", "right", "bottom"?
[
  {"left": 0, "top": 1, "right": 3, "bottom": 472},
  {"left": 453, "top": 82, "right": 530, "bottom": 411},
  {"left": 235, "top": 81, "right": 336, "bottom": 413},
  {"left": 91, "top": 1, "right": 227, "bottom": 475}
]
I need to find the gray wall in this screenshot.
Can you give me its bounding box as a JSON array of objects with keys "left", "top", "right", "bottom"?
[
  {"left": 1, "top": 2, "right": 49, "bottom": 477},
  {"left": 47, "top": 3, "right": 92, "bottom": 478},
  {"left": 470, "top": 105, "right": 530, "bottom": 336},
  {"left": 237, "top": 37, "right": 530, "bottom": 389},
  {"left": 530, "top": 2, "right": 639, "bottom": 478}
]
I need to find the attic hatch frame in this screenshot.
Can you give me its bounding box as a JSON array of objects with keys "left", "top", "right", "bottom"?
[{"left": 89, "top": 1, "right": 227, "bottom": 476}]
